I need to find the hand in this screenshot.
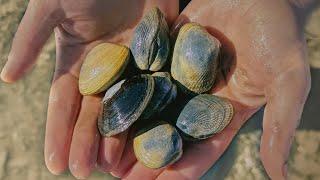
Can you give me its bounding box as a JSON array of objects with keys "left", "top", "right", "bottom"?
[
  {"left": 119, "top": 0, "right": 311, "bottom": 179},
  {"left": 0, "top": 0, "right": 178, "bottom": 179}
]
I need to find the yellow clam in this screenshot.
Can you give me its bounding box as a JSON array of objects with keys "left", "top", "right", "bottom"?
[
  {"left": 134, "top": 122, "right": 183, "bottom": 169},
  {"left": 79, "top": 43, "right": 130, "bottom": 95},
  {"left": 171, "top": 23, "right": 221, "bottom": 94}
]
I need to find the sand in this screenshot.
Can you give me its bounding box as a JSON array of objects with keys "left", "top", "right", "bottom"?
[{"left": 0, "top": 1, "right": 319, "bottom": 180}]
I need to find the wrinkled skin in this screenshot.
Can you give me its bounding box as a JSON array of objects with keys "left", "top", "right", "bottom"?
[
  {"left": 1, "top": 0, "right": 312, "bottom": 179},
  {"left": 122, "top": 1, "right": 311, "bottom": 180},
  {"left": 0, "top": 0, "right": 178, "bottom": 179}
]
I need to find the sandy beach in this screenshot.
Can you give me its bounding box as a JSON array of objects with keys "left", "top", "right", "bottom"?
[{"left": 0, "top": 1, "right": 319, "bottom": 179}]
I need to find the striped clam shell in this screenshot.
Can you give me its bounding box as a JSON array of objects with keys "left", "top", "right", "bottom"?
[
  {"left": 141, "top": 72, "right": 177, "bottom": 119},
  {"left": 98, "top": 74, "right": 154, "bottom": 137},
  {"left": 171, "top": 23, "right": 220, "bottom": 94},
  {"left": 130, "top": 7, "right": 170, "bottom": 71},
  {"left": 79, "top": 43, "right": 130, "bottom": 95},
  {"left": 176, "top": 94, "right": 234, "bottom": 140}
]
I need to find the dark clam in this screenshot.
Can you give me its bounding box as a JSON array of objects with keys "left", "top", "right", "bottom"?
[
  {"left": 141, "top": 72, "right": 176, "bottom": 119},
  {"left": 130, "top": 7, "right": 170, "bottom": 71},
  {"left": 176, "top": 94, "right": 234, "bottom": 140},
  {"left": 98, "top": 74, "right": 155, "bottom": 137}
]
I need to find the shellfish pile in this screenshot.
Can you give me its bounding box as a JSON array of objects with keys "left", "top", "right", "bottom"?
[{"left": 78, "top": 7, "right": 234, "bottom": 169}]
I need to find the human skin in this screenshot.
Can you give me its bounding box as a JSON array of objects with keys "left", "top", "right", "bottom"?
[
  {"left": 119, "top": 1, "right": 313, "bottom": 180},
  {"left": 0, "top": 0, "right": 179, "bottom": 179},
  {"left": 0, "top": 0, "right": 314, "bottom": 180}
]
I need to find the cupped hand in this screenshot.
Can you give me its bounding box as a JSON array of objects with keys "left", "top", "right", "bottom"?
[
  {"left": 0, "top": 0, "right": 178, "bottom": 179},
  {"left": 118, "top": 0, "right": 311, "bottom": 179}
]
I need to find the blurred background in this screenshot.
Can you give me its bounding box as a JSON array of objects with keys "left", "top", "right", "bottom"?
[{"left": 0, "top": 0, "right": 319, "bottom": 179}]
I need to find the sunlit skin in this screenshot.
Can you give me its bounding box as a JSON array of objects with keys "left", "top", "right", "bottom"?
[
  {"left": 0, "top": 0, "right": 313, "bottom": 179},
  {"left": 121, "top": 1, "right": 311, "bottom": 179},
  {"left": 1, "top": 0, "right": 179, "bottom": 179}
]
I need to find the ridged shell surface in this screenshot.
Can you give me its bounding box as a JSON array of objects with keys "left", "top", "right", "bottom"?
[
  {"left": 79, "top": 43, "right": 130, "bottom": 95},
  {"left": 171, "top": 23, "right": 220, "bottom": 94},
  {"left": 134, "top": 122, "right": 183, "bottom": 169},
  {"left": 152, "top": 72, "right": 171, "bottom": 78},
  {"left": 176, "top": 94, "right": 233, "bottom": 140},
  {"left": 141, "top": 72, "right": 176, "bottom": 119},
  {"left": 152, "top": 72, "right": 177, "bottom": 111},
  {"left": 130, "top": 7, "right": 170, "bottom": 71},
  {"left": 98, "top": 75, "right": 154, "bottom": 137}
]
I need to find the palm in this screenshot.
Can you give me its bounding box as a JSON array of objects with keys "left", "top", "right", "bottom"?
[
  {"left": 1, "top": 0, "right": 310, "bottom": 179},
  {"left": 49, "top": 1, "right": 158, "bottom": 177},
  {"left": 51, "top": 1, "right": 179, "bottom": 178},
  {"left": 117, "top": 1, "right": 310, "bottom": 179},
  {"left": 1, "top": 0, "right": 178, "bottom": 179}
]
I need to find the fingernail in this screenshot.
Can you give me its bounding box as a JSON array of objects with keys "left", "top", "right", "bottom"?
[
  {"left": 282, "top": 163, "right": 288, "bottom": 179},
  {"left": 0, "top": 66, "right": 7, "bottom": 80},
  {"left": 70, "top": 161, "right": 87, "bottom": 180},
  {"left": 1, "top": 56, "right": 9, "bottom": 75},
  {"left": 110, "top": 172, "right": 121, "bottom": 178},
  {"left": 96, "top": 160, "right": 112, "bottom": 173},
  {"left": 0, "top": 63, "right": 13, "bottom": 83},
  {"left": 44, "top": 152, "right": 66, "bottom": 175},
  {"left": 96, "top": 165, "right": 106, "bottom": 173},
  {"left": 70, "top": 160, "right": 79, "bottom": 173}
]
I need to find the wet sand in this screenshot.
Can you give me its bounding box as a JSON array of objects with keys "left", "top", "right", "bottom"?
[{"left": 0, "top": 1, "right": 319, "bottom": 179}]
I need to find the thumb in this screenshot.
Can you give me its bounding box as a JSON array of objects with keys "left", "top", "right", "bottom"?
[
  {"left": 1, "top": 0, "right": 62, "bottom": 83},
  {"left": 260, "top": 66, "right": 310, "bottom": 179}
]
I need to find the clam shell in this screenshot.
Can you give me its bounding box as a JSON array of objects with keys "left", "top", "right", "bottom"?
[
  {"left": 98, "top": 74, "right": 155, "bottom": 137},
  {"left": 130, "top": 7, "right": 170, "bottom": 71},
  {"left": 134, "top": 122, "right": 183, "bottom": 169},
  {"left": 141, "top": 72, "right": 177, "bottom": 119},
  {"left": 176, "top": 94, "right": 234, "bottom": 140},
  {"left": 171, "top": 23, "right": 221, "bottom": 94},
  {"left": 167, "top": 84, "right": 177, "bottom": 105},
  {"left": 158, "top": 83, "right": 177, "bottom": 113},
  {"left": 141, "top": 74, "right": 173, "bottom": 119},
  {"left": 79, "top": 43, "right": 130, "bottom": 95},
  {"left": 152, "top": 72, "right": 178, "bottom": 110},
  {"left": 152, "top": 71, "right": 171, "bottom": 78}
]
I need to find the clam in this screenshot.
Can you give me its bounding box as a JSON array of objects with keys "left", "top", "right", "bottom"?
[
  {"left": 130, "top": 7, "right": 170, "bottom": 71},
  {"left": 141, "top": 72, "right": 176, "bottom": 119},
  {"left": 134, "top": 122, "right": 183, "bottom": 169},
  {"left": 152, "top": 72, "right": 178, "bottom": 103},
  {"left": 166, "top": 84, "right": 177, "bottom": 107},
  {"left": 176, "top": 94, "right": 234, "bottom": 140},
  {"left": 171, "top": 23, "right": 221, "bottom": 94},
  {"left": 98, "top": 74, "right": 154, "bottom": 137},
  {"left": 79, "top": 43, "right": 130, "bottom": 95},
  {"left": 152, "top": 71, "right": 171, "bottom": 78}
]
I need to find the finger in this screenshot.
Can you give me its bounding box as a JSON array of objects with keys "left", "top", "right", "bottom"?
[
  {"left": 110, "top": 128, "right": 137, "bottom": 178},
  {"left": 1, "top": 1, "right": 61, "bottom": 82},
  {"left": 156, "top": 102, "right": 258, "bottom": 180},
  {"left": 69, "top": 96, "right": 101, "bottom": 179},
  {"left": 44, "top": 72, "right": 81, "bottom": 174},
  {"left": 44, "top": 43, "right": 86, "bottom": 175},
  {"left": 260, "top": 67, "right": 310, "bottom": 179},
  {"left": 97, "top": 130, "right": 128, "bottom": 173},
  {"left": 123, "top": 162, "right": 163, "bottom": 180}
]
